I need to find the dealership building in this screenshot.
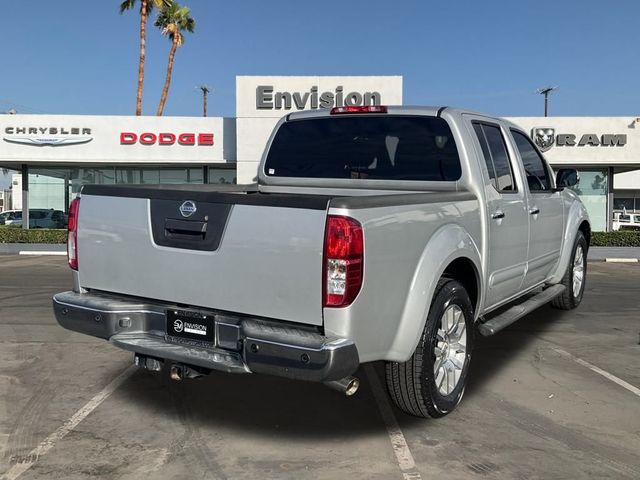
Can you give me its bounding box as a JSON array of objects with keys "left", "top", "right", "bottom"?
[{"left": 0, "top": 75, "right": 638, "bottom": 231}]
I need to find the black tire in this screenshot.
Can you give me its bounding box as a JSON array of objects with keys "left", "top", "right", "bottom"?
[
  {"left": 551, "top": 231, "right": 587, "bottom": 310},
  {"left": 385, "top": 278, "right": 474, "bottom": 418}
]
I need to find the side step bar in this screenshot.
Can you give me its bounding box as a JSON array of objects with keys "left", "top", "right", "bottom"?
[{"left": 478, "top": 284, "right": 566, "bottom": 336}]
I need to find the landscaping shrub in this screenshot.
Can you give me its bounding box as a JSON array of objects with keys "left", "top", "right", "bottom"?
[
  {"left": 590, "top": 230, "right": 640, "bottom": 247},
  {"left": 0, "top": 226, "right": 67, "bottom": 244}
]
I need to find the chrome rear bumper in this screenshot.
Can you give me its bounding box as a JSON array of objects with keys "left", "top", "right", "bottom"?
[{"left": 52, "top": 291, "right": 359, "bottom": 382}]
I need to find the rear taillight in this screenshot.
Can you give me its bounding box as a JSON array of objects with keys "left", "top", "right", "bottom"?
[
  {"left": 330, "top": 105, "right": 387, "bottom": 115},
  {"left": 324, "top": 215, "right": 364, "bottom": 307},
  {"left": 68, "top": 197, "right": 80, "bottom": 270}
]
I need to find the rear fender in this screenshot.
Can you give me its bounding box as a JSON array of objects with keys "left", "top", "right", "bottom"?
[{"left": 385, "top": 223, "right": 481, "bottom": 362}]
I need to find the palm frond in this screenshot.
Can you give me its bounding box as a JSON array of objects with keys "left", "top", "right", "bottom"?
[
  {"left": 119, "top": 0, "right": 136, "bottom": 14},
  {"left": 154, "top": 1, "right": 195, "bottom": 42}
]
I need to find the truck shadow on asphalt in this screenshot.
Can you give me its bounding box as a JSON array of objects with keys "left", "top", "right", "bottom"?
[
  {"left": 123, "top": 362, "right": 386, "bottom": 438},
  {"left": 117, "top": 305, "right": 568, "bottom": 435},
  {"left": 465, "top": 304, "right": 567, "bottom": 400}
]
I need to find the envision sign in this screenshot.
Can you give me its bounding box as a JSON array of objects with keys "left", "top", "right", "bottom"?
[
  {"left": 256, "top": 85, "right": 381, "bottom": 110},
  {"left": 3, "top": 126, "right": 93, "bottom": 146},
  {"left": 532, "top": 127, "right": 627, "bottom": 152}
]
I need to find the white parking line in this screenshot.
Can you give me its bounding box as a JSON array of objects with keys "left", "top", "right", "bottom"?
[
  {"left": 18, "top": 251, "right": 66, "bottom": 256},
  {"left": 1, "top": 365, "right": 136, "bottom": 480},
  {"left": 364, "top": 364, "right": 422, "bottom": 480},
  {"left": 553, "top": 347, "right": 640, "bottom": 397}
]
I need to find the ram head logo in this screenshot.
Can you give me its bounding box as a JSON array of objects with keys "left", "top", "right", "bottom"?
[{"left": 532, "top": 127, "right": 555, "bottom": 152}]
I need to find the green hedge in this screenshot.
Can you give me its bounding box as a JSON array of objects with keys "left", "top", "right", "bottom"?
[
  {"left": 591, "top": 231, "right": 640, "bottom": 247},
  {"left": 0, "top": 226, "right": 67, "bottom": 244}
]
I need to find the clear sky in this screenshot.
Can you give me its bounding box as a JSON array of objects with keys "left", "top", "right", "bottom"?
[{"left": 0, "top": 0, "right": 638, "bottom": 119}]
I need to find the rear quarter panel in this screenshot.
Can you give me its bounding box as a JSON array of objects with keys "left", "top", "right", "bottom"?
[{"left": 324, "top": 197, "right": 482, "bottom": 362}]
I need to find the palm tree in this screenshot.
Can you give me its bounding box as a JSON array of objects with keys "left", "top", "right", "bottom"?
[
  {"left": 155, "top": 1, "right": 195, "bottom": 116},
  {"left": 119, "top": 0, "right": 168, "bottom": 115}
]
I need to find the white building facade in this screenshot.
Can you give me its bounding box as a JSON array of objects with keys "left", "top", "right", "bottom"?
[
  {"left": 507, "top": 117, "right": 638, "bottom": 232},
  {"left": 0, "top": 75, "right": 638, "bottom": 231}
]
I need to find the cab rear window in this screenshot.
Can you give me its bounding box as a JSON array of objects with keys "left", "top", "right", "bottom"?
[{"left": 264, "top": 115, "right": 461, "bottom": 181}]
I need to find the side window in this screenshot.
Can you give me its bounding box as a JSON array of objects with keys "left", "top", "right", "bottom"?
[
  {"left": 511, "top": 130, "right": 551, "bottom": 192},
  {"left": 472, "top": 122, "right": 516, "bottom": 192}
]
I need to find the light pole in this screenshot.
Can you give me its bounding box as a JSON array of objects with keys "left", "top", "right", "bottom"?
[
  {"left": 198, "top": 85, "right": 210, "bottom": 117},
  {"left": 536, "top": 86, "right": 558, "bottom": 117}
]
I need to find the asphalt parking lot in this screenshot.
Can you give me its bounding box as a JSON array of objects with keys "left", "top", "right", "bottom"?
[{"left": 0, "top": 256, "right": 639, "bottom": 480}]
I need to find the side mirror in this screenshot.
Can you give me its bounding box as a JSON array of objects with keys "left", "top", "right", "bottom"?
[{"left": 556, "top": 168, "right": 579, "bottom": 188}]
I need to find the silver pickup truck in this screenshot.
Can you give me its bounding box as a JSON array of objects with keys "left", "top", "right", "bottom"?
[{"left": 53, "top": 106, "right": 590, "bottom": 418}]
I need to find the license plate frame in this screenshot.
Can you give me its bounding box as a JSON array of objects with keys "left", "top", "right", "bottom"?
[{"left": 166, "top": 309, "right": 214, "bottom": 343}]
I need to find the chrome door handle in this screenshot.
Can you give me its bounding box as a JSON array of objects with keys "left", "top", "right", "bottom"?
[
  {"left": 491, "top": 211, "right": 505, "bottom": 219},
  {"left": 529, "top": 208, "right": 540, "bottom": 215}
]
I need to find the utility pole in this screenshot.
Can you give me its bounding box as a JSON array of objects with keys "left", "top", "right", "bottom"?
[
  {"left": 198, "top": 85, "right": 210, "bottom": 117},
  {"left": 536, "top": 86, "right": 558, "bottom": 117}
]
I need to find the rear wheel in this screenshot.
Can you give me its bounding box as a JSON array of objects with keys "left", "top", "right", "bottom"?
[
  {"left": 385, "top": 278, "right": 474, "bottom": 418},
  {"left": 551, "top": 231, "right": 587, "bottom": 310}
]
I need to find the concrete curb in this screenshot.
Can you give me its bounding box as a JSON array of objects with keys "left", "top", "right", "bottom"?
[
  {"left": 588, "top": 247, "right": 640, "bottom": 262},
  {"left": 0, "top": 244, "right": 66, "bottom": 255}
]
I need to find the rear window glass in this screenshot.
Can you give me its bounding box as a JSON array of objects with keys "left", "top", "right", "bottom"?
[
  {"left": 30, "top": 211, "right": 49, "bottom": 219},
  {"left": 264, "top": 115, "right": 461, "bottom": 181}
]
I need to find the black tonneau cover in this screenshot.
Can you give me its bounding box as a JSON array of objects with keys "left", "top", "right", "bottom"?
[{"left": 81, "top": 184, "right": 335, "bottom": 210}]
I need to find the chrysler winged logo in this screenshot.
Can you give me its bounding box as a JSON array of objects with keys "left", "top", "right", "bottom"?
[
  {"left": 532, "top": 127, "right": 555, "bottom": 152},
  {"left": 3, "top": 136, "right": 93, "bottom": 146},
  {"left": 179, "top": 200, "right": 197, "bottom": 218}
]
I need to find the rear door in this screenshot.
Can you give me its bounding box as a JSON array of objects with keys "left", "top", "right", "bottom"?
[
  {"left": 509, "top": 129, "right": 564, "bottom": 288},
  {"left": 468, "top": 118, "right": 529, "bottom": 308}
]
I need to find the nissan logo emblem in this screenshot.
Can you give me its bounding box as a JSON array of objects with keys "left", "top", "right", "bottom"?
[{"left": 179, "top": 200, "right": 197, "bottom": 218}]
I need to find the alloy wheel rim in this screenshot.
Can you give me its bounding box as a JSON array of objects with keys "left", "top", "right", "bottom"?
[
  {"left": 572, "top": 245, "right": 584, "bottom": 298},
  {"left": 433, "top": 304, "right": 467, "bottom": 396}
]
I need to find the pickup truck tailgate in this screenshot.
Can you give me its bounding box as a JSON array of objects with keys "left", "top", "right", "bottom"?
[{"left": 77, "top": 187, "right": 330, "bottom": 326}]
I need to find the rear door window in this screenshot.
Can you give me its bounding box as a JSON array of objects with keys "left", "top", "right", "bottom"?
[
  {"left": 265, "top": 115, "right": 461, "bottom": 181},
  {"left": 472, "top": 122, "right": 516, "bottom": 192}
]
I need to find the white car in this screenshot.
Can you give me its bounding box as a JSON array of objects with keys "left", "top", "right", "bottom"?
[{"left": 612, "top": 212, "right": 640, "bottom": 231}]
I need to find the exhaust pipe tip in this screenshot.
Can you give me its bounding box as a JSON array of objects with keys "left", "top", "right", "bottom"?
[
  {"left": 170, "top": 364, "right": 183, "bottom": 381},
  {"left": 324, "top": 376, "right": 360, "bottom": 396},
  {"left": 344, "top": 377, "right": 360, "bottom": 396}
]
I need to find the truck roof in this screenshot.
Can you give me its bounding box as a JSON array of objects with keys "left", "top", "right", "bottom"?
[{"left": 284, "top": 106, "right": 521, "bottom": 130}]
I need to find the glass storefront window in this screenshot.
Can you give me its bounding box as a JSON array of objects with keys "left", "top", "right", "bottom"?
[
  {"left": 159, "top": 168, "right": 203, "bottom": 184},
  {"left": 28, "top": 172, "right": 66, "bottom": 211},
  {"left": 26, "top": 165, "right": 235, "bottom": 215},
  {"left": 208, "top": 167, "right": 236, "bottom": 184},
  {"left": 614, "top": 197, "right": 634, "bottom": 212},
  {"left": 566, "top": 168, "right": 608, "bottom": 232},
  {"left": 115, "top": 168, "right": 142, "bottom": 184}
]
